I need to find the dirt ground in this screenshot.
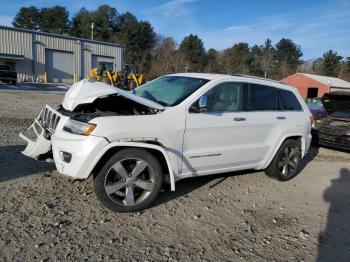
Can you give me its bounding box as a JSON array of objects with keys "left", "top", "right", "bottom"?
[{"left": 0, "top": 90, "right": 350, "bottom": 262}]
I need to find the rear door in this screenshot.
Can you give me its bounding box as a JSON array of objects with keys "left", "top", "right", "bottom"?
[
  {"left": 182, "top": 82, "right": 250, "bottom": 173},
  {"left": 242, "top": 83, "right": 285, "bottom": 165},
  {"left": 276, "top": 87, "right": 307, "bottom": 138}
]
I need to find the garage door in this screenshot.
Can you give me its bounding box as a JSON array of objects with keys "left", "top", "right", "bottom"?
[
  {"left": 45, "top": 50, "right": 73, "bottom": 84},
  {"left": 92, "top": 55, "right": 115, "bottom": 71}
]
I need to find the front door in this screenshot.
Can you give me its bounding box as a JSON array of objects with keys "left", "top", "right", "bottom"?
[{"left": 182, "top": 82, "right": 249, "bottom": 173}]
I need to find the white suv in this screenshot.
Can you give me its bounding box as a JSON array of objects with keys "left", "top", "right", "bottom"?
[{"left": 20, "top": 73, "right": 313, "bottom": 212}]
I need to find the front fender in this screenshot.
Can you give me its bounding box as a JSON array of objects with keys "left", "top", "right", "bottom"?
[{"left": 84, "top": 141, "right": 176, "bottom": 191}]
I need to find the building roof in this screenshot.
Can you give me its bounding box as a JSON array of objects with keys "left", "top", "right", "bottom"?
[
  {"left": 301, "top": 73, "right": 350, "bottom": 89},
  {"left": 0, "top": 25, "right": 123, "bottom": 48}
]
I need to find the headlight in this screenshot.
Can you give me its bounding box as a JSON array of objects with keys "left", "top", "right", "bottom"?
[{"left": 63, "top": 119, "right": 96, "bottom": 136}]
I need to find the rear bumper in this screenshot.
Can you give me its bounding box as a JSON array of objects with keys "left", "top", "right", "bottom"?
[{"left": 305, "top": 133, "right": 312, "bottom": 155}]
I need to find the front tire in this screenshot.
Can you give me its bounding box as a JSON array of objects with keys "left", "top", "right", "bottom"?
[
  {"left": 94, "top": 148, "right": 163, "bottom": 212},
  {"left": 265, "top": 139, "right": 302, "bottom": 181}
]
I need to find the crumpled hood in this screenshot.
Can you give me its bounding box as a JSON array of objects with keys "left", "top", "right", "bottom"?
[{"left": 62, "top": 79, "right": 165, "bottom": 111}]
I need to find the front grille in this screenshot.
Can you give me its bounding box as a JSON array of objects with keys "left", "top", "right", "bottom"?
[{"left": 40, "top": 106, "right": 61, "bottom": 134}]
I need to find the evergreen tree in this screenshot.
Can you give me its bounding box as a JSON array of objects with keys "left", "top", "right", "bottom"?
[
  {"left": 70, "top": 8, "right": 93, "bottom": 39},
  {"left": 340, "top": 57, "right": 350, "bottom": 81},
  {"left": 179, "top": 34, "right": 207, "bottom": 72},
  {"left": 222, "top": 43, "right": 251, "bottom": 74},
  {"left": 91, "top": 5, "right": 118, "bottom": 41},
  {"left": 205, "top": 48, "right": 221, "bottom": 73},
  {"left": 249, "top": 44, "right": 263, "bottom": 77},
  {"left": 39, "top": 6, "right": 70, "bottom": 34},
  {"left": 274, "top": 38, "right": 303, "bottom": 78},
  {"left": 12, "top": 6, "right": 40, "bottom": 30},
  {"left": 321, "top": 50, "right": 343, "bottom": 77}
]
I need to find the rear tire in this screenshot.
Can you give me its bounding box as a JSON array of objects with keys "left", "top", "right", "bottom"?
[
  {"left": 94, "top": 148, "right": 163, "bottom": 212},
  {"left": 265, "top": 139, "right": 302, "bottom": 181}
]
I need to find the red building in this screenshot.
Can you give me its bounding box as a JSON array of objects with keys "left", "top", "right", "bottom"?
[{"left": 281, "top": 73, "right": 350, "bottom": 98}]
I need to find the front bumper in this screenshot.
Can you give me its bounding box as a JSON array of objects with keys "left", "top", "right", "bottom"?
[
  {"left": 51, "top": 130, "right": 109, "bottom": 179},
  {"left": 20, "top": 105, "right": 109, "bottom": 179}
]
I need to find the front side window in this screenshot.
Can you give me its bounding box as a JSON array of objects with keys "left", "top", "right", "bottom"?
[
  {"left": 277, "top": 88, "right": 302, "bottom": 111},
  {"left": 205, "top": 82, "right": 242, "bottom": 112},
  {"left": 249, "top": 84, "right": 276, "bottom": 111},
  {"left": 134, "top": 76, "right": 208, "bottom": 106}
]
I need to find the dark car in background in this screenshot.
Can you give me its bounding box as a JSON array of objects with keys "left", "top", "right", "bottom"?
[
  {"left": 312, "top": 92, "right": 350, "bottom": 151},
  {"left": 305, "top": 98, "right": 327, "bottom": 119},
  {"left": 0, "top": 65, "right": 17, "bottom": 85}
]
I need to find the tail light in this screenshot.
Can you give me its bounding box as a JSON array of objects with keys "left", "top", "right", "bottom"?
[{"left": 309, "top": 115, "right": 315, "bottom": 128}]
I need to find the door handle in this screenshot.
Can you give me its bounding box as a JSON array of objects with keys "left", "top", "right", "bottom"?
[
  {"left": 277, "top": 116, "right": 286, "bottom": 120},
  {"left": 234, "top": 117, "right": 246, "bottom": 121}
]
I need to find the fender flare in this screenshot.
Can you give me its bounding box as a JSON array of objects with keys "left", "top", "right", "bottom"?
[
  {"left": 262, "top": 133, "right": 306, "bottom": 169},
  {"left": 85, "top": 141, "right": 176, "bottom": 191}
]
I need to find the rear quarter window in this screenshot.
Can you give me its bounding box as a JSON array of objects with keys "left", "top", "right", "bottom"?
[{"left": 277, "top": 89, "right": 302, "bottom": 111}]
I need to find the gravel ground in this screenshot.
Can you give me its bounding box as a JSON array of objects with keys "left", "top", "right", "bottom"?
[{"left": 0, "top": 90, "right": 350, "bottom": 261}]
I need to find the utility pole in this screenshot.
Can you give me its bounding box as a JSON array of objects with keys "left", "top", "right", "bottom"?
[{"left": 91, "top": 22, "right": 94, "bottom": 40}]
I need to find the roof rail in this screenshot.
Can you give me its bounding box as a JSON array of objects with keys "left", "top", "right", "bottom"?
[{"left": 231, "top": 74, "right": 286, "bottom": 85}]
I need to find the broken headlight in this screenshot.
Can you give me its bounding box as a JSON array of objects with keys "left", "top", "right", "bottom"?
[{"left": 63, "top": 119, "right": 96, "bottom": 136}]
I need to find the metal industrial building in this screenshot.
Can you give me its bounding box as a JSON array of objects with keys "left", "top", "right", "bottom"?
[{"left": 0, "top": 25, "right": 123, "bottom": 84}]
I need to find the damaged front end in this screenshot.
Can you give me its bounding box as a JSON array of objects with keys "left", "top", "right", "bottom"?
[
  {"left": 19, "top": 105, "right": 63, "bottom": 159},
  {"left": 19, "top": 79, "right": 165, "bottom": 160}
]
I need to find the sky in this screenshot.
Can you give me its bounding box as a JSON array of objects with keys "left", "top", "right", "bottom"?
[{"left": 0, "top": 0, "right": 349, "bottom": 59}]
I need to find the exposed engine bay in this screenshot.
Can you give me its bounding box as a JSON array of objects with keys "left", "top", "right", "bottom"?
[{"left": 58, "top": 94, "right": 159, "bottom": 122}]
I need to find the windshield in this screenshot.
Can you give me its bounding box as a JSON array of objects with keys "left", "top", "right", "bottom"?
[{"left": 134, "top": 76, "right": 208, "bottom": 106}]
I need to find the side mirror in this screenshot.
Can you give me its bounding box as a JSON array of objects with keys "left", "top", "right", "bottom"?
[{"left": 191, "top": 95, "right": 208, "bottom": 113}]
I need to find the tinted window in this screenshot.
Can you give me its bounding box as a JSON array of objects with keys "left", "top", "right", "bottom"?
[
  {"left": 277, "top": 89, "right": 302, "bottom": 111},
  {"left": 249, "top": 84, "right": 276, "bottom": 111},
  {"left": 205, "top": 82, "right": 242, "bottom": 112}
]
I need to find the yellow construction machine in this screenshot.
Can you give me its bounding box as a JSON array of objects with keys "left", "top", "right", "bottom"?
[{"left": 88, "top": 64, "right": 143, "bottom": 90}]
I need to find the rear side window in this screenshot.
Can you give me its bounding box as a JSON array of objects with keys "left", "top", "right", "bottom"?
[
  {"left": 249, "top": 84, "right": 276, "bottom": 111},
  {"left": 277, "top": 89, "right": 302, "bottom": 111}
]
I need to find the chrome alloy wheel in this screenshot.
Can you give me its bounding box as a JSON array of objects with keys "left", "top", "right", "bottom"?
[
  {"left": 278, "top": 146, "right": 300, "bottom": 177},
  {"left": 104, "top": 158, "right": 155, "bottom": 206}
]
